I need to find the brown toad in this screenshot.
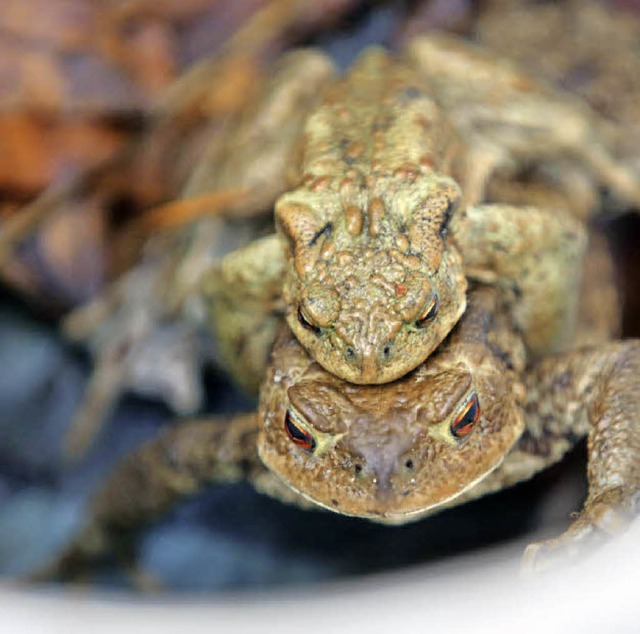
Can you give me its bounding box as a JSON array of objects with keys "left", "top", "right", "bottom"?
[
  {"left": 210, "top": 33, "right": 639, "bottom": 390},
  {"left": 62, "top": 33, "right": 639, "bottom": 454},
  {"left": 41, "top": 234, "right": 640, "bottom": 577}
]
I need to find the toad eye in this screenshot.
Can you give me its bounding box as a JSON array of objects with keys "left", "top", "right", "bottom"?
[
  {"left": 450, "top": 393, "right": 480, "bottom": 438},
  {"left": 297, "top": 306, "right": 322, "bottom": 335},
  {"left": 284, "top": 409, "right": 317, "bottom": 452},
  {"left": 416, "top": 295, "right": 439, "bottom": 328}
]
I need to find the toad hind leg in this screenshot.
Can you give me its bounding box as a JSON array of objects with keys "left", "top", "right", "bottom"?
[
  {"left": 405, "top": 34, "right": 640, "bottom": 210},
  {"left": 33, "top": 414, "right": 263, "bottom": 583},
  {"left": 519, "top": 341, "right": 640, "bottom": 570},
  {"left": 452, "top": 203, "right": 587, "bottom": 356}
]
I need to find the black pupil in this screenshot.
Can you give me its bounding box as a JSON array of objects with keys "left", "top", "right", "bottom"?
[
  {"left": 417, "top": 296, "right": 438, "bottom": 326},
  {"left": 285, "top": 411, "right": 316, "bottom": 451},
  {"left": 297, "top": 307, "right": 321, "bottom": 335},
  {"left": 452, "top": 394, "right": 479, "bottom": 435}
]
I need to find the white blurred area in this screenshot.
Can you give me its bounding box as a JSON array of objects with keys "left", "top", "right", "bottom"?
[{"left": 3, "top": 520, "right": 639, "bottom": 634}]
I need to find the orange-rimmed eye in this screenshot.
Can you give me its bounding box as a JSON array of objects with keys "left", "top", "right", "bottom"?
[
  {"left": 284, "top": 410, "right": 317, "bottom": 451},
  {"left": 297, "top": 306, "right": 321, "bottom": 335},
  {"left": 450, "top": 393, "right": 480, "bottom": 438},
  {"left": 416, "top": 295, "right": 439, "bottom": 328}
]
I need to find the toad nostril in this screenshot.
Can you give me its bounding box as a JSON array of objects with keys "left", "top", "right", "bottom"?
[
  {"left": 346, "top": 347, "right": 356, "bottom": 361},
  {"left": 382, "top": 344, "right": 391, "bottom": 359},
  {"left": 405, "top": 459, "right": 414, "bottom": 470},
  {"left": 354, "top": 463, "right": 363, "bottom": 475}
]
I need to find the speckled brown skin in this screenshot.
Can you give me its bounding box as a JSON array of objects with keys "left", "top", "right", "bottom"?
[
  {"left": 520, "top": 340, "right": 640, "bottom": 570},
  {"left": 213, "top": 34, "right": 640, "bottom": 387},
  {"left": 259, "top": 287, "right": 526, "bottom": 521},
  {"left": 275, "top": 47, "right": 469, "bottom": 385},
  {"left": 37, "top": 286, "right": 524, "bottom": 579},
  {"left": 38, "top": 236, "right": 640, "bottom": 578},
  {"left": 64, "top": 34, "right": 639, "bottom": 458},
  {"left": 257, "top": 241, "right": 639, "bottom": 536}
]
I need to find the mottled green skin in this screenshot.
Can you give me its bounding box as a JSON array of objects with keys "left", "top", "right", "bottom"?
[{"left": 211, "top": 34, "right": 640, "bottom": 389}]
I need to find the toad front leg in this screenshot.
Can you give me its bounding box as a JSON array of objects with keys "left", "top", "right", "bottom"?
[
  {"left": 497, "top": 341, "right": 640, "bottom": 570},
  {"left": 35, "top": 414, "right": 269, "bottom": 582},
  {"left": 452, "top": 203, "right": 586, "bottom": 355},
  {"left": 201, "top": 234, "right": 287, "bottom": 394}
]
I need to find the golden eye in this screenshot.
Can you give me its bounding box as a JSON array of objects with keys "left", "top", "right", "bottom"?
[
  {"left": 416, "top": 295, "right": 439, "bottom": 328},
  {"left": 284, "top": 409, "right": 317, "bottom": 452},
  {"left": 297, "top": 306, "right": 321, "bottom": 335},
  {"left": 450, "top": 393, "right": 480, "bottom": 438}
]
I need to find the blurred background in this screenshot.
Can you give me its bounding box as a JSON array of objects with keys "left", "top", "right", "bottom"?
[{"left": 0, "top": 0, "right": 639, "bottom": 594}]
